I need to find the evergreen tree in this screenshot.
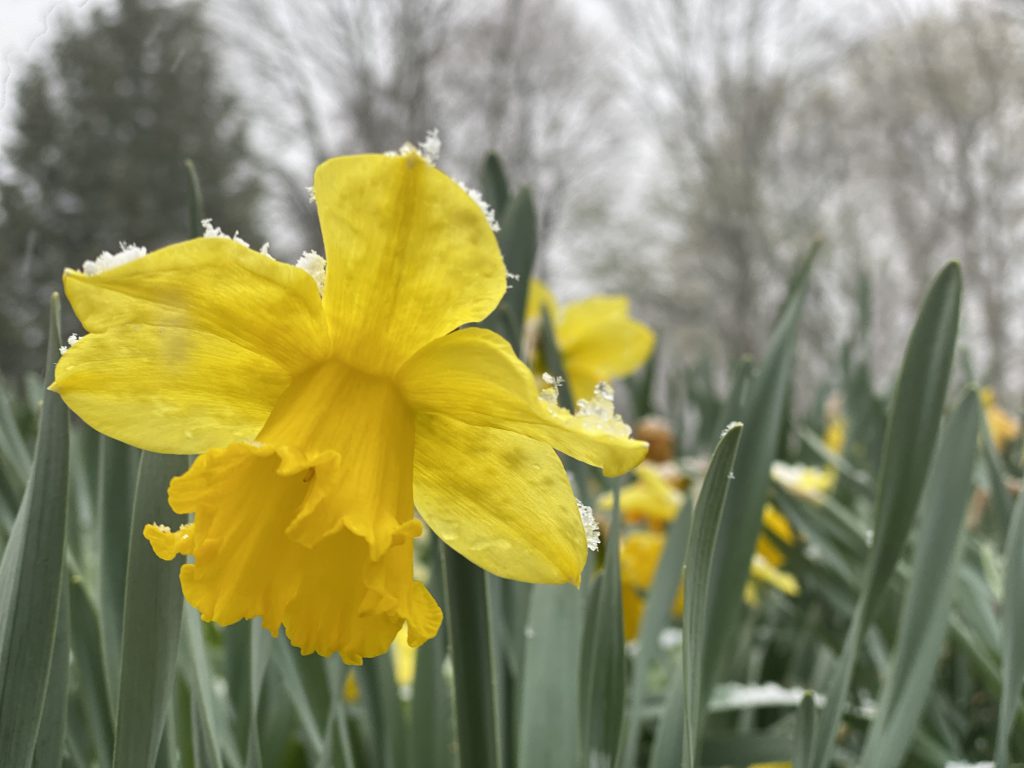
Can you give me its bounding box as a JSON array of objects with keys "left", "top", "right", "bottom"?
[{"left": 0, "top": 0, "right": 261, "bottom": 376}]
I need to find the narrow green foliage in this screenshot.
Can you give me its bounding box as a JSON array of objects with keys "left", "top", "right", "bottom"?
[
  {"left": 180, "top": 614, "right": 224, "bottom": 768},
  {"left": 996, "top": 478, "right": 1024, "bottom": 768},
  {"left": 859, "top": 389, "right": 980, "bottom": 767},
  {"left": 809, "top": 261, "right": 962, "bottom": 767},
  {"left": 703, "top": 250, "right": 814, "bottom": 692},
  {"left": 441, "top": 547, "right": 505, "bottom": 768},
  {"left": 112, "top": 452, "right": 188, "bottom": 768},
  {"left": 682, "top": 422, "right": 743, "bottom": 768},
  {"left": 579, "top": 484, "right": 626, "bottom": 766},
  {"left": 33, "top": 575, "right": 70, "bottom": 768},
  {"left": 794, "top": 692, "right": 817, "bottom": 768},
  {"left": 97, "top": 436, "right": 139, "bottom": 705},
  {"left": 617, "top": 499, "right": 691, "bottom": 766},
  {"left": 516, "top": 583, "right": 583, "bottom": 767},
  {"left": 0, "top": 294, "right": 70, "bottom": 767}
]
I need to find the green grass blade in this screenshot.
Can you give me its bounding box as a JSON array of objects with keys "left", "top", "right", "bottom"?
[
  {"left": 112, "top": 452, "right": 188, "bottom": 768},
  {"left": 180, "top": 613, "right": 224, "bottom": 768},
  {"left": 793, "top": 692, "right": 817, "bottom": 768},
  {"left": 809, "top": 261, "right": 961, "bottom": 767},
  {"left": 0, "top": 293, "right": 70, "bottom": 767},
  {"left": 682, "top": 422, "right": 743, "bottom": 768},
  {"left": 358, "top": 652, "right": 409, "bottom": 768},
  {"left": 68, "top": 577, "right": 114, "bottom": 765},
  {"left": 859, "top": 390, "right": 979, "bottom": 768},
  {"left": 703, "top": 251, "right": 813, "bottom": 692},
  {"left": 97, "top": 436, "right": 140, "bottom": 706},
  {"left": 441, "top": 547, "right": 505, "bottom": 768},
  {"left": 33, "top": 575, "right": 70, "bottom": 767},
  {"left": 996, "top": 469, "right": 1024, "bottom": 768},
  {"left": 516, "top": 583, "right": 584, "bottom": 767},
  {"left": 579, "top": 484, "right": 626, "bottom": 767},
  {"left": 617, "top": 498, "right": 691, "bottom": 766}
]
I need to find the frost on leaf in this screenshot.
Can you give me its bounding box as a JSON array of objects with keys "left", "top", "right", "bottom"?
[{"left": 81, "top": 242, "right": 147, "bottom": 276}]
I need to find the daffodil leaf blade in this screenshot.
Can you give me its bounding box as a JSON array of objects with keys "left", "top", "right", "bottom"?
[
  {"left": 702, "top": 249, "right": 814, "bottom": 691},
  {"left": 682, "top": 421, "right": 743, "bottom": 768},
  {"left": 996, "top": 469, "right": 1024, "bottom": 767},
  {"left": 516, "top": 583, "right": 584, "bottom": 768},
  {"left": 441, "top": 547, "right": 506, "bottom": 768},
  {"left": 578, "top": 486, "right": 625, "bottom": 766},
  {"left": 0, "top": 293, "right": 70, "bottom": 767},
  {"left": 180, "top": 613, "right": 225, "bottom": 768},
  {"left": 617, "top": 497, "right": 691, "bottom": 766},
  {"left": 111, "top": 451, "right": 188, "bottom": 768},
  {"left": 809, "top": 261, "right": 962, "bottom": 767},
  {"left": 479, "top": 153, "right": 510, "bottom": 224},
  {"left": 859, "top": 389, "right": 979, "bottom": 768},
  {"left": 96, "top": 435, "right": 140, "bottom": 706},
  {"left": 32, "top": 574, "right": 70, "bottom": 768}
]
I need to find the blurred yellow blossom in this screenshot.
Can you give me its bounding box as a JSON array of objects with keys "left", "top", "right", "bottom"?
[
  {"left": 53, "top": 147, "right": 647, "bottom": 662},
  {"left": 526, "top": 278, "right": 655, "bottom": 402},
  {"left": 598, "top": 461, "right": 685, "bottom": 528},
  {"left": 770, "top": 461, "right": 837, "bottom": 504},
  {"left": 981, "top": 387, "right": 1020, "bottom": 454}
]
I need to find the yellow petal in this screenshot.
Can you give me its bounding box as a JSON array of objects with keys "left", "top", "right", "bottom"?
[
  {"left": 748, "top": 553, "right": 801, "bottom": 598},
  {"left": 164, "top": 440, "right": 440, "bottom": 662},
  {"left": 525, "top": 278, "right": 557, "bottom": 322},
  {"left": 143, "top": 522, "right": 195, "bottom": 561},
  {"left": 600, "top": 462, "right": 682, "bottom": 524},
  {"left": 255, "top": 360, "right": 418, "bottom": 559},
  {"left": 53, "top": 238, "right": 328, "bottom": 454},
  {"left": 398, "top": 328, "right": 648, "bottom": 477},
  {"left": 412, "top": 413, "right": 586, "bottom": 585},
  {"left": 620, "top": 530, "right": 666, "bottom": 591},
  {"left": 622, "top": 585, "right": 645, "bottom": 641},
  {"left": 556, "top": 296, "right": 655, "bottom": 401},
  {"left": 314, "top": 153, "right": 506, "bottom": 376}
]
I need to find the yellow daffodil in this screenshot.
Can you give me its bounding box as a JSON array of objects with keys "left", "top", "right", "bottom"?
[
  {"left": 981, "top": 387, "right": 1021, "bottom": 454},
  {"left": 620, "top": 529, "right": 683, "bottom": 640},
  {"left": 770, "top": 461, "right": 837, "bottom": 504},
  {"left": 598, "top": 461, "right": 684, "bottom": 528},
  {"left": 525, "top": 278, "right": 655, "bottom": 402},
  {"left": 756, "top": 502, "right": 796, "bottom": 567},
  {"left": 619, "top": 500, "right": 799, "bottom": 638},
  {"left": 52, "top": 149, "right": 647, "bottom": 662}
]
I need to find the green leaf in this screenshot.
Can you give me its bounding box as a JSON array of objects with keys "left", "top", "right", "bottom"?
[
  {"left": 479, "top": 153, "right": 510, "bottom": 223},
  {"left": 111, "top": 452, "right": 188, "bottom": 768},
  {"left": 617, "top": 498, "right": 690, "bottom": 766},
  {"left": 97, "top": 436, "right": 140, "bottom": 706},
  {"left": 793, "top": 692, "right": 817, "bottom": 768},
  {"left": 33, "top": 575, "right": 70, "bottom": 767},
  {"left": 682, "top": 422, "right": 743, "bottom": 768},
  {"left": 809, "top": 261, "right": 962, "bottom": 767},
  {"left": 516, "top": 583, "right": 583, "bottom": 767},
  {"left": 68, "top": 577, "right": 114, "bottom": 765},
  {"left": 357, "top": 652, "right": 409, "bottom": 768},
  {"left": 996, "top": 464, "right": 1024, "bottom": 768},
  {"left": 859, "top": 390, "right": 980, "bottom": 768},
  {"left": 703, "top": 251, "right": 813, "bottom": 692},
  {"left": 441, "top": 546, "right": 505, "bottom": 768},
  {"left": 0, "top": 293, "right": 70, "bottom": 767},
  {"left": 579, "top": 484, "right": 625, "bottom": 766},
  {"left": 411, "top": 543, "right": 454, "bottom": 768},
  {"left": 180, "top": 614, "right": 224, "bottom": 768}
]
